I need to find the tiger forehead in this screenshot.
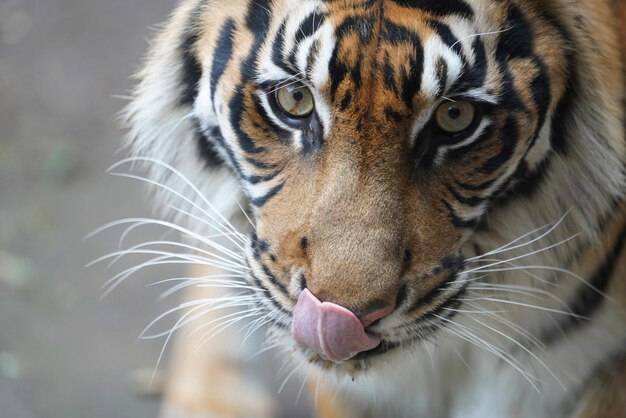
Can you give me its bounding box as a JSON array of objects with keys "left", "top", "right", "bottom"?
[
  {"left": 301, "top": 1, "right": 457, "bottom": 111},
  {"left": 326, "top": 16, "right": 430, "bottom": 104}
]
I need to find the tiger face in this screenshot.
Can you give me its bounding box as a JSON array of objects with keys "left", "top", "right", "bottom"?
[
  {"left": 179, "top": 0, "right": 571, "bottom": 370},
  {"left": 122, "top": 0, "right": 626, "bottom": 411}
]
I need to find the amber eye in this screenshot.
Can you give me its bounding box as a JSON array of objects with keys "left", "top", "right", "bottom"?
[
  {"left": 275, "top": 84, "right": 315, "bottom": 118},
  {"left": 434, "top": 100, "right": 476, "bottom": 134}
]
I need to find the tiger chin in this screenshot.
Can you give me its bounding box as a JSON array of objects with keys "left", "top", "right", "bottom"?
[{"left": 123, "top": 0, "right": 626, "bottom": 417}]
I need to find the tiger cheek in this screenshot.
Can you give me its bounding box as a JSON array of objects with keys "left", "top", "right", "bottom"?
[
  {"left": 255, "top": 174, "right": 316, "bottom": 257},
  {"left": 407, "top": 188, "right": 464, "bottom": 268}
]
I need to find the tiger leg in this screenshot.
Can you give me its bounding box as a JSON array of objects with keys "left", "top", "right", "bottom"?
[{"left": 159, "top": 263, "right": 275, "bottom": 418}]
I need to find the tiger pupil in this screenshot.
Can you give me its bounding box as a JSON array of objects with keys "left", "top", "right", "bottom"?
[
  {"left": 293, "top": 91, "right": 304, "bottom": 101},
  {"left": 448, "top": 106, "right": 461, "bottom": 120}
]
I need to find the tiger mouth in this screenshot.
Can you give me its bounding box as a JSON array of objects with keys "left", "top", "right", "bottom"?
[
  {"left": 351, "top": 339, "right": 399, "bottom": 360},
  {"left": 301, "top": 340, "right": 399, "bottom": 366},
  {"left": 248, "top": 250, "right": 468, "bottom": 364},
  {"left": 294, "top": 279, "right": 468, "bottom": 365}
]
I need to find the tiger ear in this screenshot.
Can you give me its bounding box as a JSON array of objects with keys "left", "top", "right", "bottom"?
[{"left": 123, "top": 0, "right": 241, "bottom": 227}]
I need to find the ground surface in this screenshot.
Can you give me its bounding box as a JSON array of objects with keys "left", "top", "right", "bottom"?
[{"left": 0, "top": 1, "right": 310, "bottom": 417}]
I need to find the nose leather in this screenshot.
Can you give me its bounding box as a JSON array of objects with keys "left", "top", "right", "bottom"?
[{"left": 291, "top": 289, "right": 382, "bottom": 362}]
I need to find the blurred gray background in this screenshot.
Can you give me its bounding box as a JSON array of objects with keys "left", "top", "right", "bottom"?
[
  {"left": 0, "top": 0, "right": 207, "bottom": 417},
  {"left": 0, "top": 1, "right": 315, "bottom": 416}
]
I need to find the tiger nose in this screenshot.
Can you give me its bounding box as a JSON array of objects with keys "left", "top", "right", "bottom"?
[{"left": 291, "top": 289, "right": 396, "bottom": 362}]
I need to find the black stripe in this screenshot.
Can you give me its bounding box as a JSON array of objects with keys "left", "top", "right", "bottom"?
[
  {"left": 427, "top": 20, "right": 462, "bottom": 56},
  {"left": 391, "top": 0, "right": 474, "bottom": 19},
  {"left": 422, "top": 284, "right": 467, "bottom": 322},
  {"left": 381, "top": 20, "right": 423, "bottom": 109},
  {"left": 478, "top": 115, "right": 518, "bottom": 174},
  {"left": 495, "top": 61, "right": 525, "bottom": 111},
  {"left": 455, "top": 178, "right": 496, "bottom": 191},
  {"left": 262, "top": 264, "right": 289, "bottom": 296},
  {"left": 249, "top": 182, "right": 285, "bottom": 207},
  {"left": 294, "top": 11, "right": 326, "bottom": 45},
  {"left": 535, "top": 12, "right": 576, "bottom": 158},
  {"left": 407, "top": 270, "right": 465, "bottom": 314},
  {"left": 209, "top": 19, "right": 236, "bottom": 109},
  {"left": 340, "top": 91, "right": 353, "bottom": 110},
  {"left": 442, "top": 199, "right": 478, "bottom": 228},
  {"left": 246, "top": 157, "right": 279, "bottom": 170},
  {"left": 494, "top": 157, "right": 552, "bottom": 204},
  {"left": 271, "top": 21, "right": 292, "bottom": 75},
  {"left": 178, "top": 2, "right": 206, "bottom": 106},
  {"left": 527, "top": 59, "right": 551, "bottom": 149},
  {"left": 382, "top": 53, "right": 398, "bottom": 94},
  {"left": 495, "top": 5, "right": 534, "bottom": 62},
  {"left": 336, "top": 15, "right": 375, "bottom": 41},
  {"left": 198, "top": 126, "right": 244, "bottom": 177},
  {"left": 249, "top": 271, "right": 291, "bottom": 316},
  {"left": 548, "top": 38, "right": 576, "bottom": 155},
  {"left": 305, "top": 39, "right": 321, "bottom": 81},
  {"left": 443, "top": 119, "right": 495, "bottom": 163},
  {"left": 195, "top": 124, "right": 223, "bottom": 167},
  {"left": 244, "top": 169, "right": 281, "bottom": 185},
  {"left": 384, "top": 106, "right": 403, "bottom": 122},
  {"left": 447, "top": 184, "right": 483, "bottom": 207},
  {"left": 391, "top": 287, "right": 465, "bottom": 343},
  {"left": 452, "top": 37, "right": 487, "bottom": 92},
  {"left": 540, "top": 5, "right": 578, "bottom": 144},
  {"left": 228, "top": 0, "right": 272, "bottom": 155},
  {"left": 326, "top": 16, "right": 373, "bottom": 100},
  {"left": 434, "top": 58, "right": 448, "bottom": 96}
]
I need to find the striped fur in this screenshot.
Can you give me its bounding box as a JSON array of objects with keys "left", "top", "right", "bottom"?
[{"left": 125, "top": 0, "right": 626, "bottom": 416}]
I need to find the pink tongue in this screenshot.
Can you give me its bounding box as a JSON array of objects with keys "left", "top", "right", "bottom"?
[{"left": 291, "top": 289, "right": 381, "bottom": 362}]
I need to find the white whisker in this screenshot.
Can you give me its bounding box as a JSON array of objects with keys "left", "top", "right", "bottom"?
[
  {"left": 468, "top": 211, "right": 570, "bottom": 261},
  {"left": 466, "top": 282, "right": 572, "bottom": 311},
  {"left": 465, "top": 314, "right": 564, "bottom": 389},
  {"left": 100, "top": 255, "right": 248, "bottom": 297},
  {"left": 450, "top": 26, "right": 515, "bottom": 49},
  {"left": 197, "top": 310, "right": 265, "bottom": 346},
  {"left": 433, "top": 314, "right": 541, "bottom": 391},
  {"left": 152, "top": 277, "right": 255, "bottom": 301},
  {"left": 472, "top": 264, "right": 614, "bottom": 302},
  {"left": 278, "top": 362, "right": 303, "bottom": 394},
  {"left": 108, "top": 170, "right": 245, "bottom": 250},
  {"left": 110, "top": 157, "right": 243, "bottom": 237},
  {"left": 465, "top": 233, "right": 581, "bottom": 275},
  {"left": 245, "top": 341, "right": 283, "bottom": 363},
  {"left": 146, "top": 296, "right": 249, "bottom": 382},
  {"left": 462, "top": 301, "right": 546, "bottom": 352},
  {"left": 140, "top": 296, "right": 257, "bottom": 339},
  {"left": 459, "top": 296, "right": 588, "bottom": 320},
  {"left": 167, "top": 204, "right": 247, "bottom": 251},
  {"left": 88, "top": 217, "right": 247, "bottom": 268},
  {"left": 236, "top": 199, "right": 255, "bottom": 228},
  {"left": 189, "top": 307, "right": 263, "bottom": 338}
]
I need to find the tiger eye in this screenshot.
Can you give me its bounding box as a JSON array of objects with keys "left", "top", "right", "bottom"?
[
  {"left": 275, "top": 84, "right": 314, "bottom": 118},
  {"left": 435, "top": 100, "right": 476, "bottom": 134}
]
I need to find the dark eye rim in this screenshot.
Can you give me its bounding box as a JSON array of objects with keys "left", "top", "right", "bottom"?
[{"left": 431, "top": 99, "right": 490, "bottom": 143}]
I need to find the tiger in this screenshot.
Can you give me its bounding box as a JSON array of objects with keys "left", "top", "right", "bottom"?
[{"left": 121, "top": 0, "right": 626, "bottom": 417}]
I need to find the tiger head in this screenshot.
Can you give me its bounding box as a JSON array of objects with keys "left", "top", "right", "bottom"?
[{"left": 126, "top": 0, "right": 624, "bottom": 375}]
